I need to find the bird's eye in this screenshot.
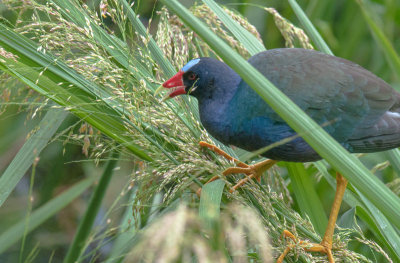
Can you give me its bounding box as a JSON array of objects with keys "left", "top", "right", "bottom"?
[{"left": 188, "top": 73, "right": 197, "bottom": 80}]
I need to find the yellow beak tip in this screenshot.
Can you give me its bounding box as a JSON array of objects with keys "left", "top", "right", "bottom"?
[
  {"left": 154, "top": 84, "right": 172, "bottom": 102},
  {"left": 161, "top": 94, "right": 171, "bottom": 102},
  {"left": 154, "top": 84, "right": 165, "bottom": 97}
]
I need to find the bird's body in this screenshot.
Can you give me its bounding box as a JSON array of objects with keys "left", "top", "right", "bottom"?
[
  {"left": 174, "top": 48, "right": 400, "bottom": 162},
  {"left": 159, "top": 48, "right": 400, "bottom": 262}
]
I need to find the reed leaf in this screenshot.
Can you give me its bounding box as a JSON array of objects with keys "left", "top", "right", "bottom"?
[
  {"left": 201, "top": 0, "right": 265, "bottom": 55},
  {"left": 0, "top": 23, "right": 152, "bottom": 161},
  {"left": 0, "top": 107, "right": 67, "bottom": 207}
]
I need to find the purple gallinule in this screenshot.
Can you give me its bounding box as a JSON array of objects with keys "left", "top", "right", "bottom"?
[{"left": 156, "top": 48, "right": 400, "bottom": 262}]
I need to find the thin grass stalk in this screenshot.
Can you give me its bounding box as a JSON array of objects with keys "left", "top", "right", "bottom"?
[
  {"left": 288, "top": 0, "right": 333, "bottom": 55},
  {"left": 64, "top": 151, "right": 120, "bottom": 263},
  {"left": 0, "top": 23, "right": 152, "bottom": 161},
  {"left": 118, "top": 0, "right": 176, "bottom": 76},
  {"left": 50, "top": 0, "right": 151, "bottom": 78},
  {"left": 38, "top": 0, "right": 199, "bottom": 165},
  {"left": 0, "top": 177, "right": 96, "bottom": 254},
  {"left": 356, "top": 0, "right": 400, "bottom": 82},
  {"left": 356, "top": 189, "right": 400, "bottom": 259},
  {"left": 317, "top": 162, "right": 400, "bottom": 260},
  {"left": 286, "top": 163, "right": 327, "bottom": 235},
  {"left": 105, "top": 188, "right": 138, "bottom": 263},
  {"left": 120, "top": 0, "right": 203, "bottom": 138},
  {"left": 201, "top": 0, "right": 265, "bottom": 55},
  {"left": 19, "top": 154, "right": 37, "bottom": 263}
]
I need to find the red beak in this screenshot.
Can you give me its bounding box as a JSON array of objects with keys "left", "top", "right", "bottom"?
[{"left": 162, "top": 70, "right": 187, "bottom": 98}]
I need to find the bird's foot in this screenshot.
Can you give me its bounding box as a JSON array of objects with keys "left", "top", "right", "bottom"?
[
  {"left": 222, "top": 159, "right": 277, "bottom": 192},
  {"left": 277, "top": 230, "right": 334, "bottom": 263},
  {"left": 277, "top": 173, "right": 347, "bottom": 262},
  {"left": 198, "top": 141, "right": 277, "bottom": 195}
]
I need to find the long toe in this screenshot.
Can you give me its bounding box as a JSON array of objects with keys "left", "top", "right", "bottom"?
[
  {"left": 223, "top": 165, "right": 263, "bottom": 192},
  {"left": 199, "top": 141, "right": 277, "bottom": 192},
  {"left": 277, "top": 230, "right": 335, "bottom": 263}
]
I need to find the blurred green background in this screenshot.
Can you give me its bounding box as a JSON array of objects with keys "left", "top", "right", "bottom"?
[{"left": 0, "top": 0, "right": 399, "bottom": 262}]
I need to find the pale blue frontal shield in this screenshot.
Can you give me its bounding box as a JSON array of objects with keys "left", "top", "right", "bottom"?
[{"left": 181, "top": 58, "right": 200, "bottom": 72}]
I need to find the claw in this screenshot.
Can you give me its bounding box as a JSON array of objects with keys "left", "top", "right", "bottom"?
[
  {"left": 277, "top": 230, "right": 334, "bottom": 263},
  {"left": 198, "top": 141, "right": 277, "bottom": 193},
  {"left": 276, "top": 173, "right": 347, "bottom": 263}
]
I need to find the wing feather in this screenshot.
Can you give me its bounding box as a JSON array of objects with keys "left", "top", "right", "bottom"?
[{"left": 243, "top": 48, "right": 400, "bottom": 152}]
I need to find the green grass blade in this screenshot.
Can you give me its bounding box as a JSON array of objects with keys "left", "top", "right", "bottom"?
[
  {"left": 315, "top": 161, "right": 400, "bottom": 261},
  {"left": 49, "top": 0, "right": 150, "bottom": 78},
  {"left": 202, "top": 0, "right": 265, "bottom": 55},
  {"left": 51, "top": 0, "right": 203, "bottom": 139},
  {"left": 118, "top": 0, "right": 207, "bottom": 149},
  {"left": 337, "top": 207, "right": 356, "bottom": 229},
  {"left": 0, "top": 176, "right": 96, "bottom": 254},
  {"left": 64, "top": 151, "right": 120, "bottom": 263},
  {"left": 118, "top": 0, "right": 176, "bottom": 76},
  {"left": 0, "top": 108, "right": 68, "bottom": 207},
  {"left": 288, "top": 0, "right": 333, "bottom": 55},
  {"left": 0, "top": 23, "right": 152, "bottom": 161},
  {"left": 286, "top": 163, "right": 327, "bottom": 235},
  {"left": 356, "top": 189, "right": 400, "bottom": 259},
  {"left": 355, "top": 206, "right": 400, "bottom": 261},
  {"left": 162, "top": 0, "right": 400, "bottom": 231},
  {"left": 386, "top": 149, "right": 400, "bottom": 176},
  {"left": 199, "top": 179, "right": 225, "bottom": 229},
  {"left": 105, "top": 189, "right": 138, "bottom": 263},
  {"left": 357, "top": 0, "right": 400, "bottom": 79},
  {"left": 0, "top": 22, "right": 122, "bottom": 104}
]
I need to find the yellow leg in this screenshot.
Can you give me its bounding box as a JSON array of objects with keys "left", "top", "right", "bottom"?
[
  {"left": 198, "top": 141, "right": 277, "bottom": 195},
  {"left": 277, "top": 173, "right": 348, "bottom": 263}
]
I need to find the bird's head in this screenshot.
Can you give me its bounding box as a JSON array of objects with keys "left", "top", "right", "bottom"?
[{"left": 155, "top": 57, "right": 234, "bottom": 100}]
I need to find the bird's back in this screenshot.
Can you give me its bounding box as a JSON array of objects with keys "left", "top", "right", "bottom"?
[{"left": 224, "top": 48, "right": 400, "bottom": 162}]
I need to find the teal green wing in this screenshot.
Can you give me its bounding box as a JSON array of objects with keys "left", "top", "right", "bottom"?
[{"left": 245, "top": 49, "right": 400, "bottom": 152}]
